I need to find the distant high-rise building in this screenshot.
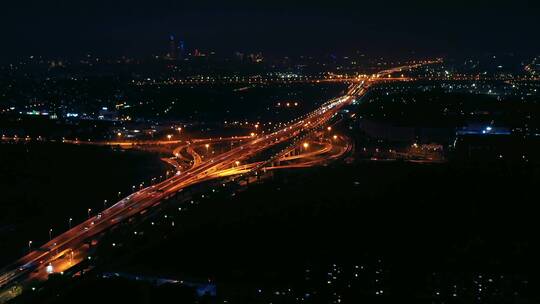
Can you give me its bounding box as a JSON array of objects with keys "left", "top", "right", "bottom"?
[
  {"left": 168, "top": 35, "right": 177, "bottom": 60},
  {"left": 234, "top": 51, "right": 245, "bottom": 62},
  {"left": 178, "top": 40, "right": 185, "bottom": 58},
  {"left": 247, "top": 52, "right": 264, "bottom": 63},
  {"left": 193, "top": 49, "right": 205, "bottom": 57}
]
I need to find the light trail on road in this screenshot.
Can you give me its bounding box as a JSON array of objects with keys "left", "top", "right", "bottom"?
[{"left": 0, "top": 63, "right": 432, "bottom": 302}]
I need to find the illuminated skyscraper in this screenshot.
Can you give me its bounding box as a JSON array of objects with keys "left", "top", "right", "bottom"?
[
  {"left": 178, "top": 40, "right": 185, "bottom": 59},
  {"left": 168, "top": 35, "right": 177, "bottom": 60}
]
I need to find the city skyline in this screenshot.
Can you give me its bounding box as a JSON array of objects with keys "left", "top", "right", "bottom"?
[{"left": 1, "top": 0, "right": 539, "bottom": 61}]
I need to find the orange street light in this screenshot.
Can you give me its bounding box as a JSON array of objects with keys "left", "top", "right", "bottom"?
[
  {"left": 303, "top": 142, "right": 309, "bottom": 149},
  {"left": 167, "top": 134, "right": 173, "bottom": 140}
]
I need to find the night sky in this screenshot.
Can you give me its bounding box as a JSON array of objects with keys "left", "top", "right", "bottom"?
[{"left": 1, "top": 0, "right": 539, "bottom": 60}]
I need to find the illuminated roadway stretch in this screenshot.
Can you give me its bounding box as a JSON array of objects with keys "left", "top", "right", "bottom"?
[{"left": 0, "top": 63, "right": 430, "bottom": 298}]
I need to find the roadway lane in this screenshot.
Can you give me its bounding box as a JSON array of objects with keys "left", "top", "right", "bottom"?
[{"left": 0, "top": 63, "right": 431, "bottom": 298}]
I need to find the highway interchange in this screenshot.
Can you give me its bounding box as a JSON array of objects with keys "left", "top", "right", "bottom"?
[{"left": 0, "top": 63, "right": 430, "bottom": 302}]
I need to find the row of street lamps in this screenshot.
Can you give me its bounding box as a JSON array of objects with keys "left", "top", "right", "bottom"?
[{"left": 29, "top": 175, "right": 162, "bottom": 252}]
